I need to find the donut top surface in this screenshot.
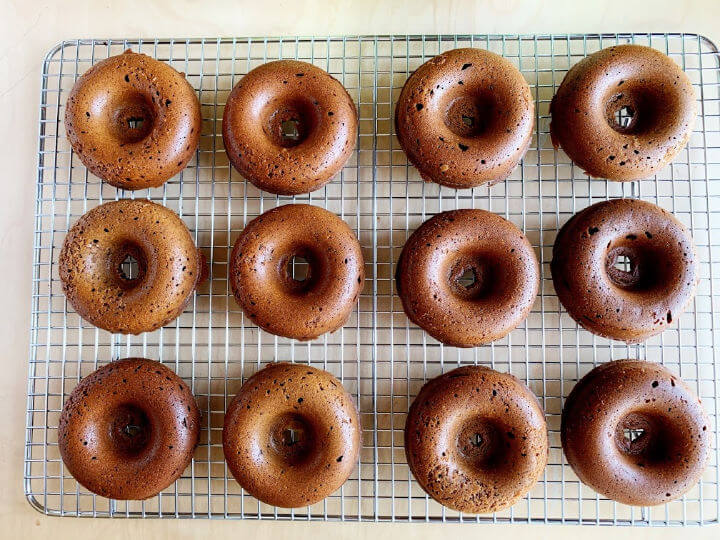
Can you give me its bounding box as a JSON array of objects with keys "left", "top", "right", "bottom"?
[
  {"left": 395, "top": 48, "right": 534, "bottom": 189},
  {"left": 65, "top": 51, "right": 202, "bottom": 190},
  {"left": 222, "top": 60, "right": 358, "bottom": 195},
  {"left": 59, "top": 199, "right": 205, "bottom": 334},
  {"left": 230, "top": 204, "right": 364, "bottom": 340},
  {"left": 405, "top": 365, "right": 548, "bottom": 513},
  {"left": 551, "top": 198, "right": 698, "bottom": 342},
  {"left": 223, "top": 362, "right": 360, "bottom": 508},
  {"left": 550, "top": 45, "right": 696, "bottom": 181},
  {"left": 58, "top": 358, "right": 201, "bottom": 500},
  {"left": 396, "top": 209, "right": 539, "bottom": 346},
  {"left": 562, "top": 360, "right": 710, "bottom": 506}
]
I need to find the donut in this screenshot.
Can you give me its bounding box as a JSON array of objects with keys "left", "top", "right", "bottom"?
[
  {"left": 551, "top": 198, "right": 698, "bottom": 342},
  {"left": 59, "top": 199, "right": 206, "bottom": 334},
  {"left": 562, "top": 360, "right": 710, "bottom": 506},
  {"left": 395, "top": 48, "right": 534, "bottom": 189},
  {"left": 405, "top": 365, "right": 548, "bottom": 513},
  {"left": 65, "top": 50, "right": 202, "bottom": 190},
  {"left": 222, "top": 60, "right": 357, "bottom": 195},
  {"left": 223, "top": 363, "right": 360, "bottom": 508},
  {"left": 58, "top": 358, "right": 201, "bottom": 500},
  {"left": 230, "top": 204, "right": 364, "bottom": 340},
  {"left": 550, "top": 45, "right": 696, "bottom": 181},
  {"left": 396, "top": 209, "right": 539, "bottom": 347}
]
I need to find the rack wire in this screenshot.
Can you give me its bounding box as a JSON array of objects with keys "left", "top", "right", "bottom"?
[{"left": 25, "top": 34, "right": 720, "bottom": 525}]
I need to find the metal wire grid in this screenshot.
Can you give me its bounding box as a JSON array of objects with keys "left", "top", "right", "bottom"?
[{"left": 24, "top": 34, "right": 720, "bottom": 525}]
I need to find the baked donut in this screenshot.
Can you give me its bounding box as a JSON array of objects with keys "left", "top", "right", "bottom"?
[
  {"left": 222, "top": 60, "right": 357, "bottom": 195},
  {"left": 223, "top": 363, "right": 360, "bottom": 508},
  {"left": 396, "top": 209, "right": 539, "bottom": 347},
  {"left": 395, "top": 48, "right": 534, "bottom": 189},
  {"left": 58, "top": 358, "right": 201, "bottom": 500},
  {"left": 405, "top": 365, "right": 548, "bottom": 513},
  {"left": 59, "top": 199, "right": 206, "bottom": 334},
  {"left": 65, "top": 50, "right": 202, "bottom": 190},
  {"left": 550, "top": 45, "right": 696, "bottom": 181},
  {"left": 551, "top": 198, "right": 698, "bottom": 342},
  {"left": 562, "top": 360, "right": 710, "bottom": 506},
  {"left": 230, "top": 204, "right": 364, "bottom": 340}
]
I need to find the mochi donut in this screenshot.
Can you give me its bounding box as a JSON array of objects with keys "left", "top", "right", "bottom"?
[
  {"left": 550, "top": 45, "right": 696, "bottom": 181},
  {"left": 405, "top": 365, "right": 548, "bottom": 513},
  {"left": 562, "top": 360, "right": 710, "bottom": 506},
  {"left": 223, "top": 362, "right": 360, "bottom": 507},
  {"left": 229, "top": 204, "right": 364, "bottom": 340},
  {"left": 59, "top": 199, "right": 206, "bottom": 334},
  {"left": 395, "top": 48, "right": 534, "bottom": 189},
  {"left": 58, "top": 358, "right": 201, "bottom": 500},
  {"left": 396, "top": 209, "right": 539, "bottom": 346},
  {"left": 223, "top": 60, "right": 357, "bottom": 195},
  {"left": 551, "top": 198, "right": 698, "bottom": 342},
  {"left": 65, "top": 50, "right": 201, "bottom": 190}
]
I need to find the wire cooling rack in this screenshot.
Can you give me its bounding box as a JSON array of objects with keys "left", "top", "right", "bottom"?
[{"left": 25, "top": 34, "right": 720, "bottom": 525}]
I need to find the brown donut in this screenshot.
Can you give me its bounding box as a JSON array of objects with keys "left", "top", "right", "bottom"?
[
  {"left": 395, "top": 48, "right": 534, "bottom": 189},
  {"left": 551, "top": 198, "right": 698, "bottom": 342},
  {"left": 59, "top": 199, "right": 206, "bottom": 334},
  {"left": 65, "top": 51, "right": 202, "bottom": 190},
  {"left": 405, "top": 365, "right": 548, "bottom": 514},
  {"left": 223, "top": 363, "right": 360, "bottom": 508},
  {"left": 230, "top": 204, "right": 364, "bottom": 340},
  {"left": 550, "top": 45, "right": 696, "bottom": 181},
  {"left": 396, "top": 209, "right": 539, "bottom": 347},
  {"left": 222, "top": 60, "right": 357, "bottom": 195},
  {"left": 58, "top": 358, "right": 201, "bottom": 500},
  {"left": 562, "top": 360, "right": 710, "bottom": 506}
]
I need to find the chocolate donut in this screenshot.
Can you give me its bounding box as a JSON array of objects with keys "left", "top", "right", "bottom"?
[
  {"left": 58, "top": 358, "right": 201, "bottom": 500},
  {"left": 550, "top": 45, "right": 696, "bottom": 181},
  {"left": 395, "top": 48, "right": 534, "bottom": 189},
  {"left": 222, "top": 60, "right": 357, "bottom": 195},
  {"left": 65, "top": 51, "right": 202, "bottom": 190},
  {"left": 405, "top": 365, "right": 548, "bottom": 513},
  {"left": 59, "top": 199, "right": 206, "bottom": 334},
  {"left": 223, "top": 363, "right": 360, "bottom": 508},
  {"left": 230, "top": 204, "right": 364, "bottom": 340},
  {"left": 562, "top": 360, "right": 710, "bottom": 506},
  {"left": 551, "top": 198, "right": 698, "bottom": 342},
  {"left": 396, "top": 209, "right": 539, "bottom": 347}
]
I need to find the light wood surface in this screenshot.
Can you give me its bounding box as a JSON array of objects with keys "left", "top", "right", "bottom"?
[{"left": 2, "top": 1, "right": 719, "bottom": 538}]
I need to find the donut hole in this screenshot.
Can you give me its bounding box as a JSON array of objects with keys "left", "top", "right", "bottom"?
[
  {"left": 119, "top": 254, "right": 140, "bottom": 281},
  {"left": 456, "top": 417, "right": 507, "bottom": 471},
  {"left": 443, "top": 93, "right": 496, "bottom": 138},
  {"left": 604, "top": 244, "right": 668, "bottom": 292},
  {"left": 288, "top": 255, "right": 310, "bottom": 282},
  {"left": 604, "top": 87, "right": 665, "bottom": 136},
  {"left": 109, "top": 92, "right": 156, "bottom": 143},
  {"left": 269, "top": 413, "right": 315, "bottom": 466},
  {"left": 615, "top": 412, "right": 678, "bottom": 466},
  {"left": 613, "top": 105, "right": 636, "bottom": 131},
  {"left": 111, "top": 243, "right": 148, "bottom": 290},
  {"left": 264, "top": 99, "right": 319, "bottom": 148},
  {"left": 457, "top": 268, "right": 477, "bottom": 289},
  {"left": 108, "top": 404, "right": 152, "bottom": 458},
  {"left": 448, "top": 256, "right": 494, "bottom": 300},
  {"left": 280, "top": 248, "right": 321, "bottom": 294}
]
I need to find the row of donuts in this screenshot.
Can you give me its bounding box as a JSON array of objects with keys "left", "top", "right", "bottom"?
[
  {"left": 65, "top": 44, "right": 696, "bottom": 197},
  {"left": 59, "top": 195, "right": 698, "bottom": 347},
  {"left": 59, "top": 357, "right": 710, "bottom": 511}
]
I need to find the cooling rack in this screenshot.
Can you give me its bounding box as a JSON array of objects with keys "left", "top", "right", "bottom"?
[{"left": 25, "top": 34, "right": 720, "bottom": 525}]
